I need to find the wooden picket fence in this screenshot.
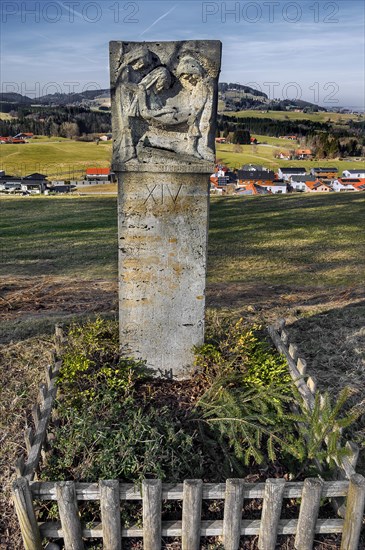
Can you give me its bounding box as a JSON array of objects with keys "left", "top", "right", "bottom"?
[
  {"left": 12, "top": 475, "right": 365, "bottom": 550},
  {"left": 12, "top": 323, "right": 365, "bottom": 549},
  {"left": 267, "top": 319, "right": 360, "bottom": 482}
]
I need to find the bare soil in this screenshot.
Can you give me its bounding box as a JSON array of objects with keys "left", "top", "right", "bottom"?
[{"left": 1, "top": 276, "right": 364, "bottom": 549}]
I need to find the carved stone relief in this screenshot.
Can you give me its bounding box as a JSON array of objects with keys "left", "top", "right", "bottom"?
[{"left": 110, "top": 41, "right": 221, "bottom": 169}]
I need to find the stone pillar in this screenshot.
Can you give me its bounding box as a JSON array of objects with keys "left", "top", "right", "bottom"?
[{"left": 110, "top": 40, "right": 221, "bottom": 378}]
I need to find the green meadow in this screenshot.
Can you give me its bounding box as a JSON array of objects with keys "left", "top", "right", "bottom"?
[
  {"left": 0, "top": 138, "right": 112, "bottom": 178},
  {"left": 215, "top": 142, "right": 355, "bottom": 174},
  {"left": 223, "top": 109, "right": 364, "bottom": 124},
  {"left": 1, "top": 193, "right": 364, "bottom": 287}
]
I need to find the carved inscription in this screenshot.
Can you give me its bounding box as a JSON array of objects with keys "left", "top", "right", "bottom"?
[{"left": 144, "top": 183, "right": 182, "bottom": 205}]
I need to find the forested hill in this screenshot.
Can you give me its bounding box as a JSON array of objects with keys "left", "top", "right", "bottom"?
[{"left": 218, "top": 82, "right": 326, "bottom": 112}]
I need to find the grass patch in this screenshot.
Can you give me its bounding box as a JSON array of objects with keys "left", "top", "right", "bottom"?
[
  {"left": 0, "top": 138, "right": 111, "bottom": 178},
  {"left": 215, "top": 142, "right": 358, "bottom": 174},
  {"left": 208, "top": 193, "right": 365, "bottom": 287},
  {"left": 0, "top": 196, "right": 118, "bottom": 278},
  {"left": 223, "top": 109, "right": 364, "bottom": 124},
  {"left": 1, "top": 193, "right": 364, "bottom": 287}
]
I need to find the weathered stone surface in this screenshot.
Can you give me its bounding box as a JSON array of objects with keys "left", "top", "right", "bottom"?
[
  {"left": 117, "top": 171, "right": 210, "bottom": 377},
  {"left": 110, "top": 40, "right": 221, "bottom": 172},
  {"left": 110, "top": 40, "right": 221, "bottom": 377}
]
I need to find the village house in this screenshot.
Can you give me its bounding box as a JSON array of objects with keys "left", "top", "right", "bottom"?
[
  {"left": 0, "top": 172, "right": 49, "bottom": 194},
  {"left": 276, "top": 151, "right": 290, "bottom": 160},
  {"left": 14, "top": 132, "right": 34, "bottom": 140},
  {"left": 310, "top": 167, "right": 338, "bottom": 179},
  {"left": 290, "top": 175, "right": 318, "bottom": 192},
  {"left": 259, "top": 180, "right": 288, "bottom": 194},
  {"left": 236, "top": 182, "right": 271, "bottom": 196},
  {"left": 85, "top": 167, "right": 116, "bottom": 182},
  {"left": 237, "top": 166, "right": 275, "bottom": 187},
  {"left": 336, "top": 178, "right": 365, "bottom": 191},
  {"left": 305, "top": 181, "right": 333, "bottom": 193},
  {"left": 332, "top": 180, "right": 357, "bottom": 192},
  {"left": 342, "top": 169, "right": 365, "bottom": 178},
  {"left": 295, "top": 149, "right": 312, "bottom": 159},
  {"left": 278, "top": 167, "right": 306, "bottom": 181}
]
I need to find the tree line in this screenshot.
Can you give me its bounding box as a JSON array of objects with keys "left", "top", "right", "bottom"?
[{"left": 0, "top": 105, "right": 111, "bottom": 138}]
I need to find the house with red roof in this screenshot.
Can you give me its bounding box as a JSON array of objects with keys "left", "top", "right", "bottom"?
[
  {"left": 305, "top": 181, "right": 333, "bottom": 193},
  {"left": 85, "top": 168, "right": 115, "bottom": 182}
]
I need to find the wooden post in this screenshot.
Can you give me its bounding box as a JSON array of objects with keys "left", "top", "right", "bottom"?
[
  {"left": 12, "top": 477, "right": 42, "bottom": 550},
  {"left": 56, "top": 481, "right": 84, "bottom": 550},
  {"left": 296, "top": 357, "right": 307, "bottom": 376},
  {"left": 55, "top": 323, "right": 64, "bottom": 356},
  {"left": 182, "top": 479, "right": 203, "bottom": 550},
  {"left": 280, "top": 329, "right": 289, "bottom": 345},
  {"left": 288, "top": 343, "right": 298, "bottom": 362},
  {"left": 294, "top": 477, "right": 323, "bottom": 550},
  {"left": 340, "top": 474, "right": 365, "bottom": 550},
  {"left": 345, "top": 441, "right": 359, "bottom": 470},
  {"left": 15, "top": 454, "right": 25, "bottom": 477},
  {"left": 38, "top": 383, "right": 47, "bottom": 405},
  {"left": 142, "top": 479, "right": 161, "bottom": 550},
  {"left": 223, "top": 479, "right": 244, "bottom": 550},
  {"left": 100, "top": 480, "right": 122, "bottom": 550},
  {"left": 307, "top": 375, "right": 317, "bottom": 394},
  {"left": 24, "top": 427, "right": 34, "bottom": 454},
  {"left": 44, "top": 365, "right": 52, "bottom": 389},
  {"left": 258, "top": 478, "right": 285, "bottom": 550},
  {"left": 31, "top": 403, "right": 41, "bottom": 429}
]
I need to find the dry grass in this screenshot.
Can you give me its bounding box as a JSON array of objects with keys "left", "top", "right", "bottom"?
[
  {"left": 1, "top": 193, "right": 364, "bottom": 548},
  {"left": 0, "top": 337, "right": 53, "bottom": 548}
]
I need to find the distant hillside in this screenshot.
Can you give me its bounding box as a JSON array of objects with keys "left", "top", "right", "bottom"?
[
  {"left": 0, "top": 82, "right": 325, "bottom": 113},
  {"left": 0, "top": 92, "right": 33, "bottom": 104},
  {"left": 36, "top": 89, "right": 110, "bottom": 106},
  {"left": 218, "top": 82, "right": 326, "bottom": 112}
]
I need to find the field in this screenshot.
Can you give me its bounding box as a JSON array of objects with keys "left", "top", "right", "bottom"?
[
  {"left": 1, "top": 193, "right": 365, "bottom": 548},
  {"left": 215, "top": 142, "right": 359, "bottom": 174},
  {"left": 223, "top": 109, "right": 364, "bottom": 123},
  {"left": 1, "top": 134, "right": 363, "bottom": 183},
  {"left": 0, "top": 137, "right": 112, "bottom": 178}
]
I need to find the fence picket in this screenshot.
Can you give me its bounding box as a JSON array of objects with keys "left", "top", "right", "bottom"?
[
  {"left": 294, "top": 477, "right": 323, "bottom": 549},
  {"left": 100, "top": 480, "right": 122, "bottom": 549},
  {"left": 182, "top": 479, "right": 203, "bottom": 550},
  {"left": 24, "top": 427, "right": 34, "bottom": 454},
  {"left": 12, "top": 477, "right": 42, "bottom": 550},
  {"left": 142, "top": 479, "right": 162, "bottom": 550},
  {"left": 258, "top": 478, "right": 285, "bottom": 550},
  {"left": 223, "top": 479, "right": 244, "bottom": 550},
  {"left": 297, "top": 357, "right": 307, "bottom": 376},
  {"left": 31, "top": 403, "right": 41, "bottom": 429},
  {"left": 56, "top": 481, "right": 84, "bottom": 550},
  {"left": 340, "top": 474, "right": 365, "bottom": 550}
]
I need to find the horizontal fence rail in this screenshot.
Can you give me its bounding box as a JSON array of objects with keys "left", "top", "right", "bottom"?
[{"left": 12, "top": 476, "right": 365, "bottom": 550}]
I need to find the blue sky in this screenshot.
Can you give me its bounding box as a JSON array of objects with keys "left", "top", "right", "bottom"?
[{"left": 1, "top": 0, "right": 364, "bottom": 108}]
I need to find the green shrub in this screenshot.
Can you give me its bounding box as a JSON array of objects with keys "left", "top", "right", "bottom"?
[
  {"left": 43, "top": 391, "right": 205, "bottom": 483},
  {"left": 44, "top": 316, "right": 358, "bottom": 484},
  {"left": 58, "top": 318, "right": 147, "bottom": 404}
]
